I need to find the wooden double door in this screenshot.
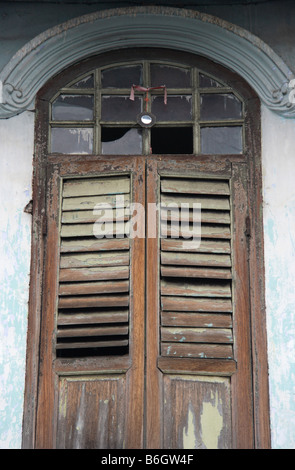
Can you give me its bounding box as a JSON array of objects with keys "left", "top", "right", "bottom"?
[{"left": 35, "top": 154, "right": 255, "bottom": 449}]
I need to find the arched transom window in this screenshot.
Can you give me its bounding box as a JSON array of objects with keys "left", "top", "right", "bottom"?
[{"left": 49, "top": 60, "right": 244, "bottom": 156}]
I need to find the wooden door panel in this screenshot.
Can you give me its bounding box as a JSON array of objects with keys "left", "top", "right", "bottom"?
[
  {"left": 146, "top": 158, "right": 253, "bottom": 449},
  {"left": 35, "top": 157, "right": 145, "bottom": 449},
  {"left": 56, "top": 374, "right": 126, "bottom": 449},
  {"left": 163, "top": 375, "right": 232, "bottom": 449},
  {"left": 35, "top": 156, "right": 254, "bottom": 449}
]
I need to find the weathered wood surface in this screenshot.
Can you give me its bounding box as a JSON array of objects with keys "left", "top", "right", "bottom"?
[
  {"left": 161, "top": 279, "right": 231, "bottom": 297},
  {"left": 56, "top": 375, "right": 126, "bottom": 448},
  {"left": 59, "top": 265, "right": 129, "bottom": 282},
  {"left": 59, "top": 294, "right": 129, "bottom": 309},
  {"left": 161, "top": 194, "right": 230, "bottom": 210},
  {"left": 161, "top": 238, "right": 231, "bottom": 253},
  {"left": 57, "top": 325, "right": 128, "bottom": 338},
  {"left": 161, "top": 178, "right": 230, "bottom": 195},
  {"left": 61, "top": 221, "right": 129, "bottom": 237},
  {"left": 163, "top": 375, "right": 232, "bottom": 448},
  {"left": 161, "top": 251, "right": 231, "bottom": 267},
  {"left": 56, "top": 339, "right": 129, "bottom": 350},
  {"left": 161, "top": 311, "right": 232, "bottom": 328},
  {"left": 60, "top": 251, "right": 130, "bottom": 269},
  {"left": 63, "top": 176, "right": 130, "bottom": 197},
  {"left": 158, "top": 357, "right": 237, "bottom": 376},
  {"left": 57, "top": 310, "right": 129, "bottom": 326},
  {"left": 61, "top": 237, "right": 129, "bottom": 253},
  {"left": 161, "top": 296, "right": 232, "bottom": 312},
  {"left": 161, "top": 342, "right": 233, "bottom": 359},
  {"left": 62, "top": 208, "right": 129, "bottom": 224},
  {"left": 161, "top": 265, "right": 232, "bottom": 279},
  {"left": 161, "top": 223, "right": 230, "bottom": 239},
  {"left": 161, "top": 326, "right": 233, "bottom": 343},
  {"left": 161, "top": 208, "right": 230, "bottom": 224},
  {"left": 59, "top": 279, "right": 129, "bottom": 295},
  {"left": 62, "top": 193, "right": 130, "bottom": 211}
]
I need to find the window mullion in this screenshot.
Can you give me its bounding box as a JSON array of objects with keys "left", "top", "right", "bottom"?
[
  {"left": 95, "top": 68, "right": 101, "bottom": 155},
  {"left": 142, "top": 60, "right": 151, "bottom": 155},
  {"left": 193, "top": 67, "right": 200, "bottom": 155}
]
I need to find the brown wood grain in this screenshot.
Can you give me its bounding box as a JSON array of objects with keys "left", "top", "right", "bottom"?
[{"left": 161, "top": 311, "right": 232, "bottom": 328}]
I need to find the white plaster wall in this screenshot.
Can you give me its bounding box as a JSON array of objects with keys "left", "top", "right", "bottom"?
[
  {"left": 0, "top": 111, "right": 34, "bottom": 448},
  {"left": 0, "top": 106, "right": 295, "bottom": 448},
  {"left": 262, "top": 105, "right": 295, "bottom": 448}
]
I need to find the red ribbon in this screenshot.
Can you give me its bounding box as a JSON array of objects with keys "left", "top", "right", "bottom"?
[{"left": 130, "top": 84, "right": 167, "bottom": 110}]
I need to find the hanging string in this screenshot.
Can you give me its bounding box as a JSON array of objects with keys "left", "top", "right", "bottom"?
[{"left": 130, "top": 84, "right": 167, "bottom": 111}]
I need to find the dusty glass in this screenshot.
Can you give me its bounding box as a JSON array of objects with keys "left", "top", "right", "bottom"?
[
  {"left": 101, "top": 65, "right": 143, "bottom": 88},
  {"left": 52, "top": 94, "right": 94, "bottom": 121},
  {"left": 151, "top": 64, "right": 191, "bottom": 88},
  {"left": 152, "top": 95, "right": 192, "bottom": 121},
  {"left": 201, "top": 126, "right": 243, "bottom": 154},
  {"left": 51, "top": 127, "right": 93, "bottom": 154},
  {"left": 101, "top": 96, "right": 142, "bottom": 121},
  {"left": 70, "top": 74, "right": 94, "bottom": 89},
  {"left": 200, "top": 93, "right": 242, "bottom": 121}
]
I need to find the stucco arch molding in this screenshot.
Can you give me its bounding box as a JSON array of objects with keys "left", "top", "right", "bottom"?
[{"left": 0, "top": 7, "right": 294, "bottom": 119}]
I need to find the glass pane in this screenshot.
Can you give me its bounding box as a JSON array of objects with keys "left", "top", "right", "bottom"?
[
  {"left": 101, "top": 65, "right": 143, "bottom": 88},
  {"left": 199, "top": 73, "right": 223, "bottom": 88},
  {"left": 51, "top": 127, "right": 93, "bottom": 154},
  {"left": 101, "top": 128, "right": 142, "bottom": 155},
  {"left": 70, "top": 74, "right": 94, "bottom": 89},
  {"left": 201, "top": 126, "right": 243, "bottom": 154},
  {"left": 101, "top": 96, "right": 142, "bottom": 121},
  {"left": 151, "top": 127, "right": 193, "bottom": 154},
  {"left": 152, "top": 95, "right": 192, "bottom": 121},
  {"left": 200, "top": 93, "right": 242, "bottom": 121},
  {"left": 151, "top": 64, "right": 191, "bottom": 88},
  {"left": 52, "top": 94, "right": 94, "bottom": 121}
]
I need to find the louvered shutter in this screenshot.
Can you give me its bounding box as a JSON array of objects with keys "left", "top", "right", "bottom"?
[
  {"left": 159, "top": 175, "right": 233, "bottom": 360},
  {"left": 56, "top": 175, "right": 131, "bottom": 357}
]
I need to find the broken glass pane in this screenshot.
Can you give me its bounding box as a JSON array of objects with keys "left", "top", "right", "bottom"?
[
  {"left": 52, "top": 94, "right": 94, "bottom": 121},
  {"left": 151, "top": 64, "right": 191, "bottom": 88},
  {"left": 101, "top": 96, "right": 142, "bottom": 121},
  {"left": 199, "top": 73, "right": 223, "bottom": 88},
  {"left": 101, "top": 65, "right": 143, "bottom": 88},
  {"left": 51, "top": 127, "right": 93, "bottom": 154},
  {"left": 101, "top": 127, "right": 142, "bottom": 155},
  {"left": 152, "top": 95, "right": 192, "bottom": 121},
  {"left": 151, "top": 127, "right": 193, "bottom": 154},
  {"left": 201, "top": 126, "right": 242, "bottom": 154},
  {"left": 70, "top": 74, "right": 94, "bottom": 89},
  {"left": 200, "top": 93, "right": 242, "bottom": 121}
]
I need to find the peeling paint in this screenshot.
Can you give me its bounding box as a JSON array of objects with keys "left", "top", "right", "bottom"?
[
  {"left": 262, "top": 106, "right": 295, "bottom": 449},
  {"left": 74, "top": 383, "right": 86, "bottom": 448},
  {"left": 200, "top": 392, "right": 223, "bottom": 449},
  {"left": 183, "top": 403, "right": 197, "bottom": 449},
  {"left": 0, "top": 111, "right": 33, "bottom": 449}
]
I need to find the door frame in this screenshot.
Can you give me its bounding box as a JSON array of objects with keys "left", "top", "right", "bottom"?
[{"left": 22, "top": 49, "right": 270, "bottom": 449}]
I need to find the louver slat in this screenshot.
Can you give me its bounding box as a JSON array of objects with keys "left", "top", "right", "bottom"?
[
  {"left": 56, "top": 175, "right": 131, "bottom": 357},
  {"left": 59, "top": 280, "right": 129, "bottom": 296},
  {"left": 59, "top": 265, "right": 129, "bottom": 282},
  {"left": 160, "top": 176, "right": 233, "bottom": 360},
  {"left": 57, "top": 310, "right": 129, "bottom": 326}
]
